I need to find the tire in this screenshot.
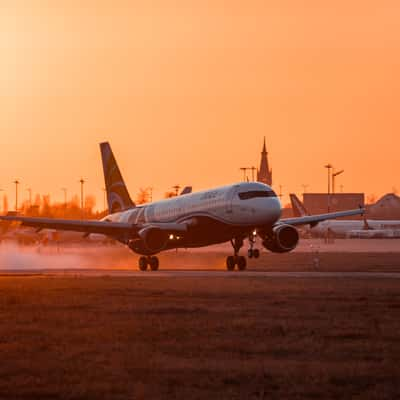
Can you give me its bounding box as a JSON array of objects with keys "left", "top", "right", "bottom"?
[
  {"left": 226, "top": 256, "right": 235, "bottom": 271},
  {"left": 247, "top": 249, "right": 253, "bottom": 258},
  {"left": 253, "top": 249, "right": 260, "bottom": 259},
  {"left": 139, "top": 257, "right": 148, "bottom": 271},
  {"left": 149, "top": 256, "right": 159, "bottom": 271},
  {"left": 237, "top": 256, "right": 247, "bottom": 271}
]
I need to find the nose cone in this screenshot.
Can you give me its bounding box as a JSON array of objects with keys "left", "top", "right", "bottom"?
[
  {"left": 233, "top": 182, "right": 282, "bottom": 225},
  {"left": 241, "top": 196, "right": 281, "bottom": 225}
]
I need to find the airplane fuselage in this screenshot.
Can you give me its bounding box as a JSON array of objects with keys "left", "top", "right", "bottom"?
[{"left": 103, "top": 182, "right": 281, "bottom": 252}]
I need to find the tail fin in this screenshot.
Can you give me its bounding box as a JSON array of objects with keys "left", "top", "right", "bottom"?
[
  {"left": 289, "top": 194, "right": 308, "bottom": 217},
  {"left": 100, "top": 142, "right": 135, "bottom": 213}
]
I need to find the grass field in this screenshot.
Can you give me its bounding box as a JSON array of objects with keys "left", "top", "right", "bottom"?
[{"left": 1, "top": 274, "right": 400, "bottom": 399}]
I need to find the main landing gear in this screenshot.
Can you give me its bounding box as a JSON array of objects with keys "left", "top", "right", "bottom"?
[
  {"left": 226, "top": 238, "right": 247, "bottom": 271},
  {"left": 138, "top": 256, "right": 159, "bottom": 271},
  {"left": 226, "top": 235, "right": 261, "bottom": 271}
]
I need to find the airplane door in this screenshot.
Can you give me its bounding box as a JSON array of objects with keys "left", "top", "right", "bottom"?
[{"left": 225, "top": 185, "right": 240, "bottom": 215}]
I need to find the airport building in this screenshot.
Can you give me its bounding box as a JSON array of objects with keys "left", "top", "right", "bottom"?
[{"left": 303, "top": 193, "right": 365, "bottom": 219}]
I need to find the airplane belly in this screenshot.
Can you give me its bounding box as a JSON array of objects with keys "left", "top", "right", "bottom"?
[{"left": 175, "top": 215, "right": 249, "bottom": 248}]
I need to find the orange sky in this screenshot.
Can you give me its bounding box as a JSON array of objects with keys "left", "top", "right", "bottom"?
[{"left": 0, "top": 1, "right": 399, "bottom": 209}]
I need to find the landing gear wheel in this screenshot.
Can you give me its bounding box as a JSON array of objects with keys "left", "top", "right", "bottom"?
[
  {"left": 253, "top": 249, "right": 260, "bottom": 259},
  {"left": 237, "top": 256, "right": 247, "bottom": 271},
  {"left": 228, "top": 237, "right": 245, "bottom": 271},
  {"left": 149, "top": 256, "right": 159, "bottom": 271},
  {"left": 138, "top": 256, "right": 148, "bottom": 271},
  {"left": 248, "top": 249, "right": 253, "bottom": 258},
  {"left": 226, "top": 256, "right": 235, "bottom": 271}
]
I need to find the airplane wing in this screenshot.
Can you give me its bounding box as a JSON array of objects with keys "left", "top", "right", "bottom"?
[
  {"left": 0, "top": 216, "right": 189, "bottom": 240},
  {"left": 280, "top": 208, "right": 364, "bottom": 227},
  {"left": 0, "top": 216, "right": 134, "bottom": 237}
]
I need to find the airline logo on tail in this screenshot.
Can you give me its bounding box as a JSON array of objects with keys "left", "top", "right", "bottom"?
[
  {"left": 289, "top": 194, "right": 308, "bottom": 217},
  {"left": 100, "top": 142, "right": 135, "bottom": 213}
]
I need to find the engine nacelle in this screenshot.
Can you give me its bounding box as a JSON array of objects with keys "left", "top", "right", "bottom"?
[
  {"left": 262, "top": 224, "right": 299, "bottom": 253},
  {"left": 129, "top": 227, "right": 169, "bottom": 255}
]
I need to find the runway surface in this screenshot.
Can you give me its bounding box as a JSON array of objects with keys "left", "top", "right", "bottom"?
[{"left": 2, "top": 269, "right": 400, "bottom": 279}]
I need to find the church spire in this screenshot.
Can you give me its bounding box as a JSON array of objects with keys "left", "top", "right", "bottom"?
[{"left": 257, "top": 136, "right": 273, "bottom": 186}]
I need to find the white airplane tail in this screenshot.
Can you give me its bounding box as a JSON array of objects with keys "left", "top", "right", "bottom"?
[
  {"left": 100, "top": 142, "right": 135, "bottom": 213},
  {"left": 289, "top": 194, "right": 309, "bottom": 217}
]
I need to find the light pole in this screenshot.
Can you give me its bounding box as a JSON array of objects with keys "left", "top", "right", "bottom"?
[
  {"left": 14, "top": 180, "right": 20, "bottom": 212},
  {"left": 250, "top": 166, "right": 257, "bottom": 181},
  {"left": 147, "top": 187, "right": 153, "bottom": 203},
  {"left": 279, "top": 185, "right": 283, "bottom": 201},
  {"left": 79, "top": 179, "right": 85, "bottom": 218},
  {"left": 172, "top": 185, "right": 180, "bottom": 196},
  {"left": 239, "top": 167, "right": 248, "bottom": 181},
  {"left": 332, "top": 169, "right": 344, "bottom": 194},
  {"left": 324, "top": 164, "right": 333, "bottom": 212}
]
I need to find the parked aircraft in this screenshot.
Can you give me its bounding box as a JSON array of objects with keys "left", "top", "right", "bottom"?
[
  {"left": 0, "top": 143, "right": 363, "bottom": 271},
  {"left": 290, "top": 194, "right": 400, "bottom": 238}
]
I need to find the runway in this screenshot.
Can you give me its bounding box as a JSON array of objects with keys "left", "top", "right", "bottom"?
[{"left": 2, "top": 269, "right": 400, "bottom": 279}]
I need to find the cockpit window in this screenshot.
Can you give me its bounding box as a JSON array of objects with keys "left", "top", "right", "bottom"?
[{"left": 238, "top": 190, "right": 277, "bottom": 200}]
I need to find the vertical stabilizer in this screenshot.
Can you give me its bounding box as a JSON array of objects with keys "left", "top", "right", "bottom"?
[
  {"left": 100, "top": 142, "right": 135, "bottom": 213},
  {"left": 289, "top": 194, "right": 308, "bottom": 217}
]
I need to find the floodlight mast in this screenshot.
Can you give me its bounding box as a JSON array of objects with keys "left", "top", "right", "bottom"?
[
  {"left": 324, "top": 164, "right": 333, "bottom": 212},
  {"left": 332, "top": 169, "right": 344, "bottom": 194}
]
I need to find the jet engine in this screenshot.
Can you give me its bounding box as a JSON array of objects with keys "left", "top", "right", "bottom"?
[
  {"left": 128, "top": 227, "right": 169, "bottom": 255},
  {"left": 262, "top": 224, "right": 299, "bottom": 253}
]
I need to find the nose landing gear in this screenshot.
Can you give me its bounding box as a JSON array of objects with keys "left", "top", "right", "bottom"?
[
  {"left": 226, "top": 234, "right": 261, "bottom": 271},
  {"left": 138, "top": 256, "right": 159, "bottom": 271},
  {"left": 247, "top": 248, "right": 260, "bottom": 259},
  {"left": 247, "top": 232, "right": 260, "bottom": 259}
]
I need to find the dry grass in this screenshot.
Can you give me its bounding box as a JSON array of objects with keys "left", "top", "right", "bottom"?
[{"left": 0, "top": 275, "right": 400, "bottom": 399}]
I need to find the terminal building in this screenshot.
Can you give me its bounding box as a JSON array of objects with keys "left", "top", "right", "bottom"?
[{"left": 303, "top": 193, "right": 365, "bottom": 219}]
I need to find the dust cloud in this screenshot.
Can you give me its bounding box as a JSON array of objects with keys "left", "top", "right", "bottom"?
[
  {"left": 0, "top": 239, "right": 399, "bottom": 271},
  {"left": 0, "top": 243, "right": 228, "bottom": 270},
  {"left": 0, "top": 244, "right": 86, "bottom": 270}
]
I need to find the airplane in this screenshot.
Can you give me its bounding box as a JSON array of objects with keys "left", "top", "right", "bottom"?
[
  {"left": 290, "top": 194, "right": 400, "bottom": 238},
  {"left": 0, "top": 143, "right": 364, "bottom": 271}
]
